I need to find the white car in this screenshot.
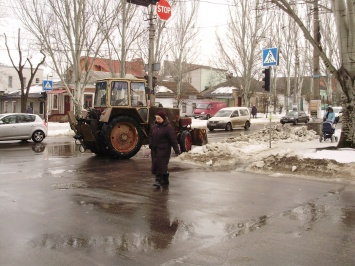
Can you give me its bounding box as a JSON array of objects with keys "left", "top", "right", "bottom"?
[
  {"left": 332, "top": 106, "right": 343, "bottom": 123},
  {"left": 207, "top": 107, "right": 251, "bottom": 131},
  {"left": 0, "top": 113, "right": 48, "bottom": 143}
]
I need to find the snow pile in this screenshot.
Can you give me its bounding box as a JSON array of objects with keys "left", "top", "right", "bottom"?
[
  {"left": 177, "top": 124, "right": 355, "bottom": 181},
  {"left": 248, "top": 150, "right": 355, "bottom": 181},
  {"left": 179, "top": 125, "right": 317, "bottom": 168},
  {"left": 235, "top": 124, "right": 318, "bottom": 142},
  {"left": 47, "top": 122, "right": 75, "bottom": 137}
]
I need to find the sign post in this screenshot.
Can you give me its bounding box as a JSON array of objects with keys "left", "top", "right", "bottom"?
[
  {"left": 262, "top": 47, "right": 279, "bottom": 148},
  {"left": 156, "top": 0, "right": 171, "bottom": 21},
  {"left": 42, "top": 80, "right": 52, "bottom": 123}
]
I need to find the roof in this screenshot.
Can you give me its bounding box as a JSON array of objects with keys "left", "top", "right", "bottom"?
[
  {"left": 82, "top": 57, "right": 145, "bottom": 77},
  {"left": 155, "top": 81, "right": 202, "bottom": 99}
]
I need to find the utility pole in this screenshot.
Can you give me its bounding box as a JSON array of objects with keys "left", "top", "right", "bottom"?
[
  {"left": 313, "top": 0, "right": 320, "bottom": 100},
  {"left": 148, "top": 4, "right": 156, "bottom": 106},
  {"left": 295, "top": 41, "right": 299, "bottom": 109}
]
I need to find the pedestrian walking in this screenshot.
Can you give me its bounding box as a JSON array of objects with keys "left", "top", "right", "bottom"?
[
  {"left": 251, "top": 105, "right": 257, "bottom": 118},
  {"left": 26, "top": 105, "right": 33, "bottom": 114},
  {"left": 149, "top": 111, "right": 181, "bottom": 187}
]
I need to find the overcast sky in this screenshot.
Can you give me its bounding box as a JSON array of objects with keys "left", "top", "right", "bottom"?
[
  {"left": 196, "top": 1, "right": 228, "bottom": 65},
  {"left": 0, "top": 1, "right": 230, "bottom": 68}
]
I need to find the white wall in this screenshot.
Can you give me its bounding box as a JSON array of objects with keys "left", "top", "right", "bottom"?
[{"left": 0, "top": 65, "right": 44, "bottom": 93}]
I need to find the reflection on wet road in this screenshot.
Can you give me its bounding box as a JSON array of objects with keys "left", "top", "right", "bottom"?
[{"left": 0, "top": 137, "right": 354, "bottom": 265}]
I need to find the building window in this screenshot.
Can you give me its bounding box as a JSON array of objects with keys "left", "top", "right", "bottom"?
[
  {"left": 8, "top": 76, "right": 13, "bottom": 88},
  {"left": 53, "top": 95, "right": 58, "bottom": 109},
  {"left": 84, "top": 94, "right": 93, "bottom": 108},
  {"left": 182, "top": 102, "right": 186, "bottom": 113},
  {"left": 36, "top": 78, "right": 40, "bottom": 83},
  {"left": 12, "top": 101, "right": 16, "bottom": 112}
]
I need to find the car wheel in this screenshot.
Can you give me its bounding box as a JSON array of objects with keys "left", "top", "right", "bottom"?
[
  {"left": 32, "top": 130, "right": 45, "bottom": 143},
  {"left": 305, "top": 119, "right": 309, "bottom": 124},
  {"left": 225, "top": 123, "right": 232, "bottom": 131},
  {"left": 208, "top": 127, "right": 214, "bottom": 132},
  {"left": 244, "top": 121, "right": 250, "bottom": 130},
  {"left": 293, "top": 120, "right": 298, "bottom": 125},
  {"left": 32, "top": 143, "right": 45, "bottom": 153},
  {"left": 281, "top": 122, "right": 285, "bottom": 125}
]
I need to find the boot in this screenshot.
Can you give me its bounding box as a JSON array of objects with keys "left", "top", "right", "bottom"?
[
  {"left": 153, "top": 175, "right": 162, "bottom": 187},
  {"left": 160, "top": 172, "right": 169, "bottom": 185}
]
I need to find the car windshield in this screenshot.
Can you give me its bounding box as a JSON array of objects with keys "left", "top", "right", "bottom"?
[
  {"left": 286, "top": 111, "right": 298, "bottom": 116},
  {"left": 214, "top": 110, "right": 232, "bottom": 117},
  {"left": 332, "top": 108, "right": 341, "bottom": 114},
  {"left": 196, "top": 103, "right": 210, "bottom": 109},
  {"left": 0, "top": 114, "right": 6, "bottom": 119}
]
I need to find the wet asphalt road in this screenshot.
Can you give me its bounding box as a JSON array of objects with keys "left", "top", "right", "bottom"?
[{"left": 0, "top": 137, "right": 354, "bottom": 265}]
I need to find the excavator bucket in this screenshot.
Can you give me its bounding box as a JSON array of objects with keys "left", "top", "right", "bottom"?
[{"left": 190, "top": 128, "right": 208, "bottom": 146}]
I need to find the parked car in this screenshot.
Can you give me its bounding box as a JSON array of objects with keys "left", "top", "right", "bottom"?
[
  {"left": 332, "top": 106, "right": 342, "bottom": 123},
  {"left": 0, "top": 113, "right": 48, "bottom": 143},
  {"left": 193, "top": 101, "right": 227, "bottom": 120},
  {"left": 280, "top": 111, "right": 309, "bottom": 125},
  {"left": 207, "top": 107, "right": 251, "bottom": 131}
]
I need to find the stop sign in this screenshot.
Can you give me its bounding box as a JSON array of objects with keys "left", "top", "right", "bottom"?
[{"left": 156, "top": 0, "right": 171, "bottom": 21}]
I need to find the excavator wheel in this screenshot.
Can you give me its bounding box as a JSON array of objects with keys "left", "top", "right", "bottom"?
[{"left": 105, "top": 116, "right": 143, "bottom": 159}]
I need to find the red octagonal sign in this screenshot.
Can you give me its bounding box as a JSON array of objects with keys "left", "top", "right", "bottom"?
[{"left": 156, "top": 0, "right": 171, "bottom": 21}]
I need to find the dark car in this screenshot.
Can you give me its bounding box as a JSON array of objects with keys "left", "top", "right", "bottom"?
[{"left": 280, "top": 111, "right": 309, "bottom": 125}]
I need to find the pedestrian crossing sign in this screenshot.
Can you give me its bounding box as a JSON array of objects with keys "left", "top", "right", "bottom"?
[
  {"left": 262, "top": 48, "right": 279, "bottom": 67},
  {"left": 43, "top": 80, "right": 53, "bottom": 91}
]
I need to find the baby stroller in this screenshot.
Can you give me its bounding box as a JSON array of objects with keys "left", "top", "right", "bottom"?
[{"left": 319, "top": 121, "right": 338, "bottom": 142}]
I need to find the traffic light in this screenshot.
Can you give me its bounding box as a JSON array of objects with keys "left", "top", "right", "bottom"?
[
  {"left": 127, "top": 0, "right": 159, "bottom": 7},
  {"left": 262, "top": 68, "right": 271, "bottom": 92},
  {"left": 40, "top": 91, "right": 47, "bottom": 100}
]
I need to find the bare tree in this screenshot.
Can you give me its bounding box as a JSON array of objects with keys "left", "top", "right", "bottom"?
[
  {"left": 13, "top": 0, "right": 119, "bottom": 115},
  {"left": 166, "top": 0, "right": 199, "bottom": 106},
  {"left": 4, "top": 29, "right": 45, "bottom": 113},
  {"left": 102, "top": 1, "right": 145, "bottom": 77},
  {"left": 317, "top": 1, "right": 340, "bottom": 103},
  {"left": 216, "top": 0, "right": 271, "bottom": 107},
  {"left": 271, "top": 0, "right": 355, "bottom": 148}
]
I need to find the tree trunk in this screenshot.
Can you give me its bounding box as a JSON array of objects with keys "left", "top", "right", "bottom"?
[{"left": 336, "top": 67, "right": 355, "bottom": 148}]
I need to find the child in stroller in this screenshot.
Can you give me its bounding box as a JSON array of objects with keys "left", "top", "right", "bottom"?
[{"left": 319, "top": 121, "right": 338, "bottom": 142}]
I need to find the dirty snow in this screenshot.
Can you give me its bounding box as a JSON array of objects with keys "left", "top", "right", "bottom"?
[{"left": 48, "top": 113, "right": 355, "bottom": 182}]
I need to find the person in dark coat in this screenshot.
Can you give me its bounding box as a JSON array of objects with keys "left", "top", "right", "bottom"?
[
  {"left": 251, "top": 105, "right": 257, "bottom": 118},
  {"left": 149, "top": 111, "right": 181, "bottom": 187},
  {"left": 26, "top": 105, "right": 33, "bottom": 114}
]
